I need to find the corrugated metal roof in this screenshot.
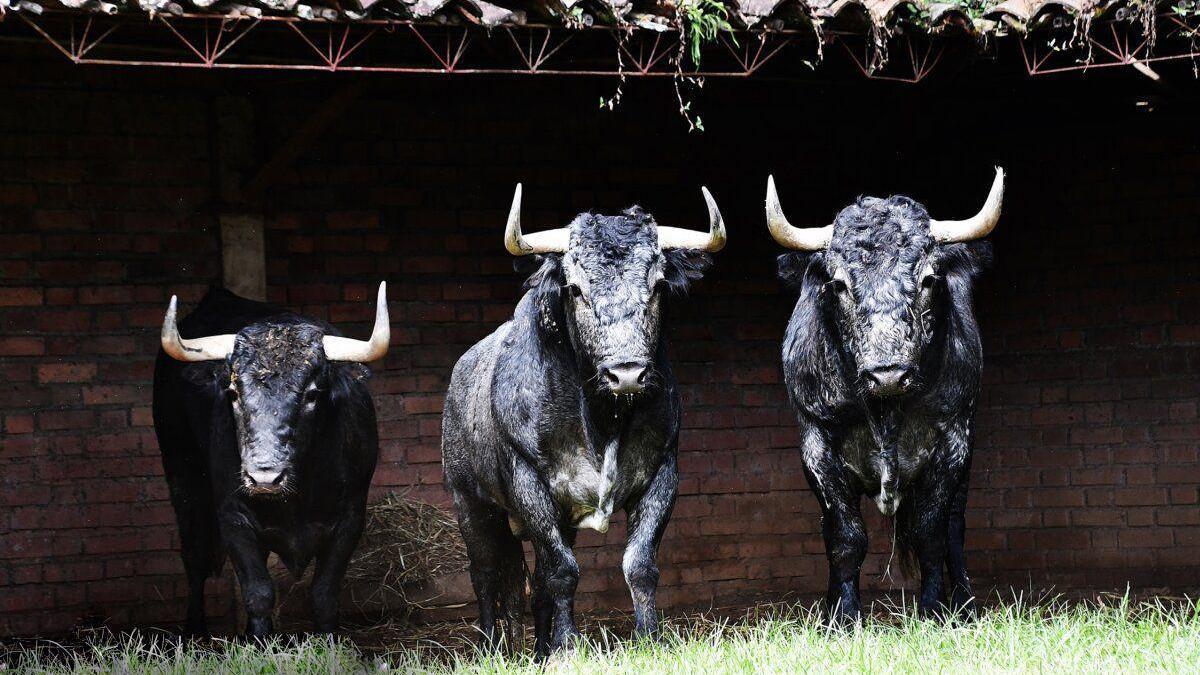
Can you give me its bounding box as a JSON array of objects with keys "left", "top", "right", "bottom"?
[{"left": 0, "top": 0, "right": 1188, "bottom": 37}]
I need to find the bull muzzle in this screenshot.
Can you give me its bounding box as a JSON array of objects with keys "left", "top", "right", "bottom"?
[
  {"left": 600, "top": 360, "right": 650, "bottom": 395},
  {"left": 241, "top": 463, "right": 293, "bottom": 496},
  {"left": 861, "top": 364, "right": 914, "bottom": 397}
]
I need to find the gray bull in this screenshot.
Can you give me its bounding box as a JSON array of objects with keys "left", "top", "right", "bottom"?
[{"left": 442, "top": 186, "right": 725, "bottom": 656}]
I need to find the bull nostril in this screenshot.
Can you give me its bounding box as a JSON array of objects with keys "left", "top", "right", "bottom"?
[
  {"left": 244, "top": 466, "right": 288, "bottom": 489},
  {"left": 864, "top": 366, "right": 911, "bottom": 393},
  {"left": 602, "top": 362, "right": 649, "bottom": 394}
]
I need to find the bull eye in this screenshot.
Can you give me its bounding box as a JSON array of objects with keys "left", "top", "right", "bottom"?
[
  {"left": 303, "top": 388, "right": 320, "bottom": 405},
  {"left": 921, "top": 274, "right": 940, "bottom": 290},
  {"left": 826, "top": 279, "right": 848, "bottom": 296},
  {"left": 226, "top": 386, "right": 239, "bottom": 402}
]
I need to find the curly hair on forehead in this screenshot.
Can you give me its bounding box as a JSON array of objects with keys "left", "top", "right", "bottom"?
[
  {"left": 829, "top": 195, "right": 935, "bottom": 265},
  {"left": 234, "top": 322, "right": 324, "bottom": 384},
  {"left": 566, "top": 207, "right": 659, "bottom": 261}
]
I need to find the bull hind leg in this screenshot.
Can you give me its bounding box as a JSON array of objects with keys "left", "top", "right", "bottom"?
[
  {"left": 452, "top": 492, "right": 512, "bottom": 650},
  {"left": 495, "top": 524, "right": 527, "bottom": 652},
  {"left": 944, "top": 473, "right": 975, "bottom": 618},
  {"left": 179, "top": 512, "right": 222, "bottom": 635},
  {"left": 154, "top": 418, "right": 220, "bottom": 636}
]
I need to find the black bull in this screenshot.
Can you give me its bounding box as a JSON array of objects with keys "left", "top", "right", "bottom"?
[
  {"left": 152, "top": 284, "right": 388, "bottom": 635},
  {"left": 768, "top": 169, "right": 1004, "bottom": 621},
  {"left": 441, "top": 187, "right": 725, "bottom": 656}
]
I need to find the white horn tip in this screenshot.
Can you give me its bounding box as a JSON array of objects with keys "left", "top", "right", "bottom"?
[
  {"left": 700, "top": 186, "right": 727, "bottom": 252},
  {"left": 162, "top": 296, "right": 178, "bottom": 333},
  {"left": 505, "top": 183, "right": 529, "bottom": 256}
]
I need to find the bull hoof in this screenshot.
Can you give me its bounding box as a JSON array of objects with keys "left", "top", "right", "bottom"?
[
  {"left": 549, "top": 629, "right": 584, "bottom": 654},
  {"left": 949, "top": 594, "right": 978, "bottom": 622},
  {"left": 632, "top": 621, "right": 663, "bottom": 643},
  {"left": 824, "top": 604, "right": 863, "bottom": 629}
]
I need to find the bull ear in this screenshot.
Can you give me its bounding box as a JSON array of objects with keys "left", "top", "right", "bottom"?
[
  {"left": 662, "top": 249, "right": 711, "bottom": 297},
  {"left": 340, "top": 362, "right": 371, "bottom": 382},
  {"left": 937, "top": 240, "right": 992, "bottom": 280},
  {"left": 519, "top": 253, "right": 564, "bottom": 292},
  {"left": 327, "top": 363, "right": 371, "bottom": 407},
  {"left": 777, "top": 251, "right": 824, "bottom": 292},
  {"left": 181, "top": 362, "right": 227, "bottom": 389}
]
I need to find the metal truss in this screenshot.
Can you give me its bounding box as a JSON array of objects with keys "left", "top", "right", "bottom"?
[
  {"left": 839, "top": 33, "right": 946, "bottom": 83},
  {"left": 1020, "top": 14, "right": 1200, "bottom": 76},
  {"left": 12, "top": 9, "right": 1200, "bottom": 81},
  {"left": 7, "top": 11, "right": 814, "bottom": 77}
]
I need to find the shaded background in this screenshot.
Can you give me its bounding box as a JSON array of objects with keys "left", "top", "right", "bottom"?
[{"left": 1, "top": 47, "right": 1198, "bottom": 635}]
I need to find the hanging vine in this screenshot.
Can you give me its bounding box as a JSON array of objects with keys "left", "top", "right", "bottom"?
[{"left": 674, "top": 0, "right": 736, "bottom": 132}]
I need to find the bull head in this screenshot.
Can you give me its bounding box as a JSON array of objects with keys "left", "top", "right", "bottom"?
[
  {"left": 160, "top": 282, "right": 389, "bottom": 496},
  {"left": 161, "top": 282, "right": 390, "bottom": 364},
  {"left": 766, "top": 167, "right": 1004, "bottom": 250},
  {"left": 504, "top": 186, "right": 724, "bottom": 397},
  {"left": 767, "top": 169, "right": 1003, "bottom": 398}
]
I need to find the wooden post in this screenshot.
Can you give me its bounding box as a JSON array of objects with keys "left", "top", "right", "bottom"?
[
  {"left": 213, "top": 96, "right": 266, "bottom": 302},
  {"left": 220, "top": 214, "right": 266, "bottom": 301}
]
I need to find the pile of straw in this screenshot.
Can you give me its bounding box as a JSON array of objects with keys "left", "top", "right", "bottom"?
[{"left": 343, "top": 492, "right": 469, "bottom": 607}]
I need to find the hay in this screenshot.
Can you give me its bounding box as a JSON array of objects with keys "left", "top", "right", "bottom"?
[{"left": 343, "top": 492, "right": 469, "bottom": 610}]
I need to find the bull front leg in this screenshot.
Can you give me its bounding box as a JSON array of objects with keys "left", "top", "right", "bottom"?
[
  {"left": 622, "top": 451, "right": 679, "bottom": 638},
  {"left": 309, "top": 510, "right": 365, "bottom": 633},
  {"left": 801, "top": 425, "right": 867, "bottom": 625},
  {"left": 510, "top": 457, "right": 581, "bottom": 658},
  {"left": 910, "top": 418, "right": 973, "bottom": 619},
  {"left": 221, "top": 516, "right": 275, "bottom": 637}
]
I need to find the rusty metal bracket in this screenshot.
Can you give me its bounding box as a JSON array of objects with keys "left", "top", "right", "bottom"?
[
  {"left": 1020, "top": 14, "right": 1200, "bottom": 76},
  {"left": 839, "top": 33, "right": 945, "bottom": 83}
]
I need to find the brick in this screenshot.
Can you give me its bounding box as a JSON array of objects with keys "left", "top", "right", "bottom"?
[
  {"left": 0, "top": 287, "right": 44, "bottom": 306},
  {"left": 0, "top": 337, "right": 45, "bottom": 356},
  {"left": 36, "top": 362, "right": 98, "bottom": 383}
]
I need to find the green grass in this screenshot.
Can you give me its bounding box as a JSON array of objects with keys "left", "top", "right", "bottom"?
[{"left": 5, "top": 598, "right": 1199, "bottom": 674}]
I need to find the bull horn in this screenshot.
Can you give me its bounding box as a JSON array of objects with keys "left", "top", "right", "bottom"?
[
  {"left": 656, "top": 186, "right": 727, "bottom": 252},
  {"left": 161, "top": 296, "right": 236, "bottom": 362},
  {"left": 504, "top": 184, "right": 569, "bottom": 255},
  {"left": 766, "top": 175, "right": 833, "bottom": 251},
  {"left": 929, "top": 166, "right": 1005, "bottom": 243},
  {"left": 323, "top": 281, "right": 390, "bottom": 363}
]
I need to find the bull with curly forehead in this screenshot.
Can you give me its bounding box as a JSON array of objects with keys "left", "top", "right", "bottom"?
[{"left": 769, "top": 169, "right": 1004, "bottom": 622}]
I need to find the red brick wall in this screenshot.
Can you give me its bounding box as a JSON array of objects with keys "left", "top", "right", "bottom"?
[{"left": 1, "top": 60, "right": 1198, "bottom": 636}]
